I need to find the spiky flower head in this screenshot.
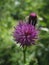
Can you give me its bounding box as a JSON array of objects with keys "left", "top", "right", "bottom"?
[
  {"left": 13, "top": 21, "right": 38, "bottom": 47},
  {"left": 29, "top": 13, "right": 37, "bottom": 26}
]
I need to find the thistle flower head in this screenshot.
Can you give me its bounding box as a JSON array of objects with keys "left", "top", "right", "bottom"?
[
  {"left": 29, "top": 13, "right": 37, "bottom": 26},
  {"left": 13, "top": 21, "right": 38, "bottom": 47},
  {"left": 30, "top": 13, "right": 37, "bottom": 17}
]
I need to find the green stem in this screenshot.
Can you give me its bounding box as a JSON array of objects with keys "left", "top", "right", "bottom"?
[{"left": 23, "top": 46, "right": 27, "bottom": 64}]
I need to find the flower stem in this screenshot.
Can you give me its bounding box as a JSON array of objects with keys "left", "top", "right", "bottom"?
[{"left": 23, "top": 46, "right": 27, "bottom": 64}]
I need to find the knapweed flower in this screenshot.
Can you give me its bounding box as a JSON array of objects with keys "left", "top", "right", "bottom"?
[{"left": 13, "top": 21, "right": 38, "bottom": 47}]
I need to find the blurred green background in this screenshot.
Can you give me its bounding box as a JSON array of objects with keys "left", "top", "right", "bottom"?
[{"left": 0, "top": 0, "right": 49, "bottom": 65}]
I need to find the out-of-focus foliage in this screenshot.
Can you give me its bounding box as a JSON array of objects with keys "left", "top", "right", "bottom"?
[{"left": 0, "top": 0, "right": 49, "bottom": 65}]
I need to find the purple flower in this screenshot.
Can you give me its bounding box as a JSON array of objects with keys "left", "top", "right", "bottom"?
[
  {"left": 29, "top": 13, "right": 37, "bottom": 26},
  {"left": 13, "top": 21, "right": 38, "bottom": 47}
]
